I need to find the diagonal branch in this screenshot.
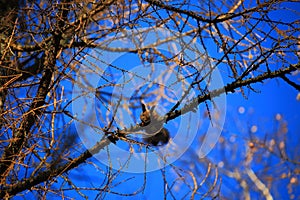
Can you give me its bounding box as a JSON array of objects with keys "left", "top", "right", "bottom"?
[
  {"left": 0, "top": 138, "right": 110, "bottom": 198},
  {"left": 144, "top": 0, "right": 278, "bottom": 23},
  {"left": 280, "top": 74, "right": 300, "bottom": 92},
  {"left": 166, "top": 63, "right": 299, "bottom": 122}
]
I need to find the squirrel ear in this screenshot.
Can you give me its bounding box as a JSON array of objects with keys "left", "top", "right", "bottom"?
[
  {"left": 149, "top": 106, "right": 156, "bottom": 113},
  {"left": 141, "top": 102, "right": 147, "bottom": 112}
]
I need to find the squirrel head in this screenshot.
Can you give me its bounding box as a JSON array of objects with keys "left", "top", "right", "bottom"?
[{"left": 139, "top": 102, "right": 170, "bottom": 146}]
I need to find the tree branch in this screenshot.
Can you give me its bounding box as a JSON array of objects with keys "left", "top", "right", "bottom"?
[
  {"left": 167, "top": 64, "right": 299, "bottom": 122},
  {"left": 280, "top": 74, "right": 300, "bottom": 92},
  {"left": 0, "top": 138, "right": 111, "bottom": 198},
  {"left": 144, "top": 0, "right": 277, "bottom": 23}
]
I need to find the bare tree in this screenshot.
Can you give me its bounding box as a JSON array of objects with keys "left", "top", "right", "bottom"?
[{"left": 0, "top": 0, "right": 299, "bottom": 199}]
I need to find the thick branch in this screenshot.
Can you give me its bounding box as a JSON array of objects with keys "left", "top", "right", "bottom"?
[
  {"left": 144, "top": 0, "right": 277, "bottom": 23},
  {"left": 0, "top": 138, "right": 110, "bottom": 198},
  {"left": 0, "top": 56, "right": 54, "bottom": 177},
  {"left": 167, "top": 64, "right": 299, "bottom": 122}
]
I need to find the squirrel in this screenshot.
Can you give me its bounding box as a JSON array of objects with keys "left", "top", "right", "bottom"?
[{"left": 140, "top": 102, "right": 170, "bottom": 146}]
